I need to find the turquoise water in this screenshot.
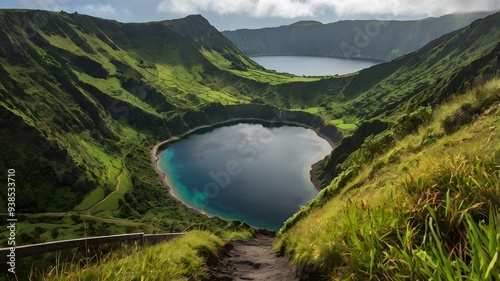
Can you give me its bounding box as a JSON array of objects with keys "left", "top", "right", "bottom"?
[
  {"left": 157, "top": 122, "right": 332, "bottom": 230},
  {"left": 251, "top": 55, "right": 380, "bottom": 76}
]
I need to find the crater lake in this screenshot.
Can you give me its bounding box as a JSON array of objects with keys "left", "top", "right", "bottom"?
[
  {"left": 157, "top": 122, "right": 333, "bottom": 230},
  {"left": 251, "top": 55, "right": 381, "bottom": 76}
]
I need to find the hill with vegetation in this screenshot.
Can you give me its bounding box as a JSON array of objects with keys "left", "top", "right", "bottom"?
[
  {"left": 278, "top": 77, "right": 500, "bottom": 280},
  {"left": 0, "top": 10, "right": 325, "bottom": 244},
  {"left": 223, "top": 12, "right": 494, "bottom": 61},
  {"left": 0, "top": 8, "right": 498, "bottom": 280}
]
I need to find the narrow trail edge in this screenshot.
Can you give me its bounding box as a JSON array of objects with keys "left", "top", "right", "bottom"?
[{"left": 208, "top": 230, "right": 298, "bottom": 281}]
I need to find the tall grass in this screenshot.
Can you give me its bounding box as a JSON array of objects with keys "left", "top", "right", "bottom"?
[
  {"left": 384, "top": 152, "right": 500, "bottom": 280},
  {"left": 382, "top": 210, "right": 499, "bottom": 280},
  {"left": 405, "top": 153, "right": 499, "bottom": 255},
  {"left": 38, "top": 224, "right": 254, "bottom": 280},
  {"left": 277, "top": 77, "right": 500, "bottom": 280},
  {"left": 43, "top": 231, "right": 223, "bottom": 281}
]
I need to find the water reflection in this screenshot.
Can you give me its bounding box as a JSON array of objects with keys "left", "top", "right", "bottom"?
[{"left": 158, "top": 123, "right": 332, "bottom": 230}]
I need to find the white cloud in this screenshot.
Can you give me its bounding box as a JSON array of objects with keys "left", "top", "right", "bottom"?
[
  {"left": 76, "top": 3, "right": 132, "bottom": 19},
  {"left": 17, "top": 0, "right": 68, "bottom": 11},
  {"left": 157, "top": 0, "right": 500, "bottom": 19},
  {"left": 158, "top": 0, "right": 255, "bottom": 16},
  {"left": 78, "top": 4, "right": 117, "bottom": 17},
  {"left": 253, "top": 0, "right": 317, "bottom": 18}
]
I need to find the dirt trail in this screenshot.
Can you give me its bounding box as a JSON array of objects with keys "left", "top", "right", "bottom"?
[
  {"left": 209, "top": 231, "right": 298, "bottom": 281},
  {"left": 87, "top": 168, "right": 123, "bottom": 215}
]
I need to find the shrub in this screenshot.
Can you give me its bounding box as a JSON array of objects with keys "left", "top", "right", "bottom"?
[
  {"left": 51, "top": 228, "right": 59, "bottom": 239},
  {"left": 70, "top": 214, "right": 82, "bottom": 224},
  {"left": 442, "top": 103, "right": 477, "bottom": 134},
  {"left": 395, "top": 106, "right": 433, "bottom": 137},
  {"left": 361, "top": 133, "right": 395, "bottom": 159}
]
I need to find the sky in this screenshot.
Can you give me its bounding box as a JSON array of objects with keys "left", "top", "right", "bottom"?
[{"left": 1, "top": 0, "right": 499, "bottom": 30}]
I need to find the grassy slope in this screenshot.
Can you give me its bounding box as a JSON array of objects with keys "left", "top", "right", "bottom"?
[
  {"left": 275, "top": 13, "right": 500, "bottom": 280},
  {"left": 37, "top": 228, "right": 253, "bottom": 281},
  {"left": 0, "top": 9, "right": 346, "bottom": 248},
  {"left": 0, "top": 9, "right": 498, "bottom": 280},
  {"left": 314, "top": 12, "right": 500, "bottom": 186},
  {"left": 276, "top": 75, "right": 500, "bottom": 280},
  {"left": 0, "top": 10, "right": 284, "bottom": 245}
]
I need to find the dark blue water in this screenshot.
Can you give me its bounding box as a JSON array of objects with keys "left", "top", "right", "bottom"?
[
  {"left": 157, "top": 122, "right": 332, "bottom": 230},
  {"left": 251, "top": 55, "right": 380, "bottom": 76}
]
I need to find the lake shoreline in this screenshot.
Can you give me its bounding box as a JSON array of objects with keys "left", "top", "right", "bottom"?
[
  {"left": 250, "top": 55, "right": 382, "bottom": 76},
  {"left": 309, "top": 160, "right": 324, "bottom": 192},
  {"left": 150, "top": 118, "right": 337, "bottom": 226},
  {"left": 250, "top": 53, "right": 386, "bottom": 63}
]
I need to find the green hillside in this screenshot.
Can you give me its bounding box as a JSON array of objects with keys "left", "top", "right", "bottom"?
[
  {"left": 0, "top": 10, "right": 340, "bottom": 247},
  {"left": 0, "top": 9, "right": 498, "bottom": 280},
  {"left": 277, "top": 77, "right": 500, "bottom": 280}
]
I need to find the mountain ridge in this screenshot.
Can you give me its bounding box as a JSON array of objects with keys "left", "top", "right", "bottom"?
[
  {"left": 1, "top": 8, "right": 498, "bottom": 221},
  {"left": 0, "top": 10, "right": 498, "bottom": 278},
  {"left": 0, "top": 9, "right": 341, "bottom": 247},
  {"left": 223, "top": 11, "right": 495, "bottom": 61}
]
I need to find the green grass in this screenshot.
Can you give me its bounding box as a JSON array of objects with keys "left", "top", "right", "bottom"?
[
  {"left": 41, "top": 33, "right": 87, "bottom": 55},
  {"left": 232, "top": 68, "right": 321, "bottom": 85},
  {"left": 38, "top": 227, "right": 253, "bottom": 281},
  {"left": 90, "top": 168, "right": 133, "bottom": 216},
  {"left": 334, "top": 122, "right": 357, "bottom": 133},
  {"left": 201, "top": 49, "right": 321, "bottom": 85},
  {"left": 40, "top": 231, "right": 221, "bottom": 281},
  {"left": 0, "top": 10, "right": 498, "bottom": 279},
  {"left": 74, "top": 72, "right": 161, "bottom": 116},
  {"left": 75, "top": 188, "right": 106, "bottom": 211},
  {"left": 276, "top": 77, "right": 500, "bottom": 280}
]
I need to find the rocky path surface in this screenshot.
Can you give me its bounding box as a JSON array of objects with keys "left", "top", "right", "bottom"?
[{"left": 209, "top": 231, "right": 298, "bottom": 281}]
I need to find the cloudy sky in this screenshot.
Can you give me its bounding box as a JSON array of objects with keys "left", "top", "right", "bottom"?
[{"left": 1, "top": 0, "right": 499, "bottom": 30}]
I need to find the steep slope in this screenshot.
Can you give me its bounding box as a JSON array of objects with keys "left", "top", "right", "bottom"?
[
  {"left": 277, "top": 76, "right": 500, "bottom": 280},
  {"left": 274, "top": 13, "right": 500, "bottom": 280},
  {"left": 223, "top": 12, "right": 494, "bottom": 61},
  {"left": 0, "top": 11, "right": 227, "bottom": 215},
  {"left": 0, "top": 10, "right": 339, "bottom": 246},
  {"left": 264, "top": 12, "right": 500, "bottom": 134},
  {"left": 315, "top": 12, "right": 500, "bottom": 185},
  {"left": 0, "top": 9, "right": 498, "bottom": 253},
  {"left": 0, "top": 10, "right": 262, "bottom": 241}
]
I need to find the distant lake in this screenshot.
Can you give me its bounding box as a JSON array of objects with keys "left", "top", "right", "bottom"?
[
  {"left": 157, "top": 122, "right": 332, "bottom": 230},
  {"left": 251, "top": 55, "right": 381, "bottom": 76}
]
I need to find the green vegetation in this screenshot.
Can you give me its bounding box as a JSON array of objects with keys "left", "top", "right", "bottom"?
[
  {"left": 0, "top": 10, "right": 275, "bottom": 245},
  {"left": 201, "top": 49, "right": 321, "bottom": 85},
  {"left": 41, "top": 228, "right": 252, "bottom": 281},
  {"left": 0, "top": 8, "right": 498, "bottom": 280},
  {"left": 45, "top": 231, "right": 222, "bottom": 280},
  {"left": 10, "top": 222, "right": 253, "bottom": 280},
  {"left": 276, "top": 78, "right": 500, "bottom": 280}
]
